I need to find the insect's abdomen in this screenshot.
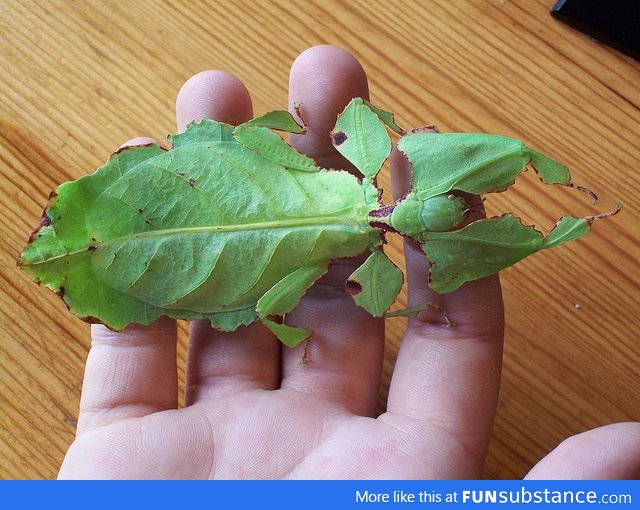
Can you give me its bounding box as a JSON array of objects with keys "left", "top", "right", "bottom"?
[{"left": 20, "top": 125, "right": 380, "bottom": 330}]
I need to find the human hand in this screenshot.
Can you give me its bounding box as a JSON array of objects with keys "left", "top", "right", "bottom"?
[{"left": 58, "top": 46, "right": 640, "bottom": 479}]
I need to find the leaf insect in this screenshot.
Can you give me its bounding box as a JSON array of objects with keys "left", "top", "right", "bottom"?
[{"left": 19, "top": 99, "right": 620, "bottom": 346}]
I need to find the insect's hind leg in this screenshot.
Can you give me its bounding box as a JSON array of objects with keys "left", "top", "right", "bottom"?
[{"left": 256, "top": 262, "right": 329, "bottom": 347}]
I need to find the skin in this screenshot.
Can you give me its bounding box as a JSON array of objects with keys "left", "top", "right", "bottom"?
[{"left": 58, "top": 46, "right": 640, "bottom": 479}]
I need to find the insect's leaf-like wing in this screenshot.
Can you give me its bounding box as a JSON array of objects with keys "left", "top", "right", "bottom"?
[
  {"left": 331, "top": 97, "right": 391, "bottom": 180},
  {"left": 397, "top": 133, "right": 530, "bottom": 198},
  {"left": 20, "top": 144, "right": 185, "bottom": 327}
]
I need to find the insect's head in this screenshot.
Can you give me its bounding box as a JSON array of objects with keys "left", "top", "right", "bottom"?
[{"left": 389, "top": 191, "right": 467, "bottom": 238}]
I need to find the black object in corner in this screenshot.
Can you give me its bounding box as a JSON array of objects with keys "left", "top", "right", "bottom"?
[{"left": 551, "top": 0, "right": 640, "bottom": 60}]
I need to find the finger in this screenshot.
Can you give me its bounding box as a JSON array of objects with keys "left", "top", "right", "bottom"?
[
  {"left": 117, "top": 137, "right": 157, "bottom": 149},
  {"left": 287, "top": 46, "right": 368, "bottom": 171},
  {"left": 176, "top": 70, "right": 253, "bottom": 131},
  {"left": 78, "top": 318, "right": 178, "bottom": 435},
  {"left": 176, "top": 71, "right": 281, "bottom": 404},
  {"left": 280, "top": 45, "right": 384, "bottom": 417},
  {"left": 525, "top": 423, "right": 640, "bottom": 479},
  {"left": 77, "top": 136, "right": 179, "bottom": 435},
  {"left": 381, "top": 146, "right": 505, "bottom": 478}
]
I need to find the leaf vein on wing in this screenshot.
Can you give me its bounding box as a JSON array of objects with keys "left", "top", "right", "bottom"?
[
  {"left": 125, "top": 241, "right": 161, "bottom": 291},
  {"left": 286, "top": 171, "right": 318, "bottom": 214},
  {"left": 142, "top": 161, "right": 228, "bottom": 220},
  {"left": 218, "top": 150, "right": 279, "bottom": 216},
  {"left": 224, "top": 232, "right": 292, "bottom": 308},
  {"left": 162, "top": 236, "right": 230, "bottom": 307}
]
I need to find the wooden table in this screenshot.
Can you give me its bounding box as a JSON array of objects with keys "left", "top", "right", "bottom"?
[{"left": 1, "top": 0, "right": 638, "bottom": 479}]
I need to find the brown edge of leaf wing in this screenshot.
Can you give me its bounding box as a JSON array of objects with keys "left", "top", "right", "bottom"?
[
  {"left": 293, "top": 102, "right": 308, "bottom": 134},
  {"left": 409, "top": 125, "right": 439, "bottom": 134},
  {"left": 112, "top": 141, "right": 166, "bottom": 157},
  {"left": 25, "top": 212, "right": 52, "bottom": 245}
]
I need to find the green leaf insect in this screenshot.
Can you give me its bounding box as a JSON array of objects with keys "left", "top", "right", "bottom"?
[{"left": 18, "top": 98, "right": 620, "bottom": 346}]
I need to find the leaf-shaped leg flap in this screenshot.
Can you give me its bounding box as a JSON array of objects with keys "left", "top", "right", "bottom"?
[
  {"left": 345, "top": 250, "right": 403, "bottom": 317},
  {"left": 422, "top": 214, "right": 544, "bottom": 293},
  {"left": 261, "top": 319, "right": 312, "bottom": 348},
  {"left": 528, "top": 149, "right": 571, "bottom": 185},
  {"left": 257, "top": 262, "right": 329, "bottom": 346},
  {"left": 238, "top": 110, "right": 306, "bottom": 133},
  {"left": 422, "top": 209, "right": 618, "bottom": 294},
  {"left": 331, "top": 98, "right": 391, "bottom": 181},
  {"left": 397, "top": 133, "right": 531, "bottom": 197},
  {"left": 363, "top": 100, "right": 405, "bottom": 134},
  {"left": 233, "top": 126, "right": 319, "bottom": 172},
  {"left": 542, "top": 216, "right": 590, "bottom": 248},
  {"left": 208, "top": 308, "right": 258, "bottom": 332},
  {"left": 539, "top": 208, "right": 619, "bottom": 250}
]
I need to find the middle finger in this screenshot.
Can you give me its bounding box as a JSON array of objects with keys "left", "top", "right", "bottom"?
[{"left": 280, "top": 46, "right": 385, "bottom": 417}]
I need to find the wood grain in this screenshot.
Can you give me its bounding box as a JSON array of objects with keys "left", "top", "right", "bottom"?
[{"left": 1, "top": 0, "right": 638, "bottom": 479}]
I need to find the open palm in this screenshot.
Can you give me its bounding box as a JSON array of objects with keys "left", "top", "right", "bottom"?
[{"left": 59, "top": 46, "right": 640, "bottom": 480}]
